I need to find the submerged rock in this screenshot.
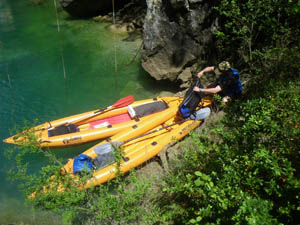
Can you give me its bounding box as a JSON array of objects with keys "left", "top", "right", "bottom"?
[{"left": 59, "top": 0, "right": 131, "bottom": 18}]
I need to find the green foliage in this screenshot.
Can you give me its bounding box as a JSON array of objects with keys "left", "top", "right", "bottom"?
[
  {"left": 5, "top": 1, "right": 300, "bottom": 224},
  {"left": 157, "top": 80, "right": 300, "bottom": 224},
  {"left": 232, "top": 197, "right": 276, "bottom": 225},
  {"left": 5, "top": 124, "right": 156, "bottom": 224},
  {"left": 212, "top": 93, "right": 225, "bottom": 110},
  {"left": 214, "top": 0, "right": 300, "bottom": 71},
  {"left": 28, "top": 0, "right": 45, "bottom": 5},
  {"left": 5, "top": 122, "right": 61, "bottom": 194}
]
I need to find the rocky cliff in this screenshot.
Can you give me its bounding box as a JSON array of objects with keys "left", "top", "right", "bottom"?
[{"left": 142, "top": 0, "right": 219, "bottom": 88}]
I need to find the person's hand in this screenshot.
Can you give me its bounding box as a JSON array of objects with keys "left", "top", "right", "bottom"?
[
  {"left": 193, "top": 87, "right": 202, "bottom": 92},
  {"left": 197, "top": 71, "right": 203, "bottom": 78}
]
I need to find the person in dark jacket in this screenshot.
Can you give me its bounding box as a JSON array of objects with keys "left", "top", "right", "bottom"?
[{"left": 193, "top": 61, "right": 242, "bottom": 104}]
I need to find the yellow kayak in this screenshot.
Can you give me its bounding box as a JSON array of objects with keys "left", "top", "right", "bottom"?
[
  {"left": 81, "top": 114, "right": 203, "bottom": 188},
  {"left": 4, "top": 96, "right": 181, "bottom": 148},
  {"left": 29, "top": 97, "right": 185, "bottom": 198},
  {"left": 32, "top": 96, "right": 212, "bottom": 196},
  {"left": 74, "top": 97, "right": 212, "bottom": 188}
]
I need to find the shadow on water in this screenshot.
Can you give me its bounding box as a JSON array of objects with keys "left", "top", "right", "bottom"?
[{"left": 136, "top": 64, "right": 180, "bottom": 95}]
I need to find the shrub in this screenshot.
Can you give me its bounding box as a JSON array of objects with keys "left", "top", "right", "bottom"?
[
  {"left": 5, "top": 125, "right": 155, "bottom": 224},
  {"left": 158, "top": 80, "right": 300, "bottom": 224}
]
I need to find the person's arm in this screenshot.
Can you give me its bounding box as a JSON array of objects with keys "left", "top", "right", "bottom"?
[
  {"left": 193, "top": 85, "right": 222, "bottom": 94},
  {"left": 197, "top": 66, "right": 215, "bottom": 78}
]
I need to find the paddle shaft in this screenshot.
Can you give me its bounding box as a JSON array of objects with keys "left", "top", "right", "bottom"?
[
  {"left": 120, "top": 106, "right": 211, "bottom": 146},
  {"left": 96, "top": 119, "right": 189, "bottom": 153},
  {"left": 122, "top": 118, "right": 188, "bottom": 145},
  {"left": 48, "top": 96, "right": 134, "bottom": 129},
  {"left": 67, "top": 106, "right": 116, "bottom": 125},
  {"left": 70, "top": 96, "right": 133, "bottom": 125}
]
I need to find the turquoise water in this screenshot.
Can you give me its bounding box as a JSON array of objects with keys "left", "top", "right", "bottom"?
[{"left": 0, "top": 0, "right": 175, "bottom": 224}]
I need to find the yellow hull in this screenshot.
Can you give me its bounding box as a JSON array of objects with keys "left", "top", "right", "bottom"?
[
  {"left": 4, "top": 96, "right": 180, "bottom": 148},
  {"left": 85, "top": 118, "right": 201, "bottom": 188},
  {"left": 29, "top": 96, "right": 213, "bottom": 197},
  {"left": 64, "top": 96, "right": 213, "bottom": 188}
]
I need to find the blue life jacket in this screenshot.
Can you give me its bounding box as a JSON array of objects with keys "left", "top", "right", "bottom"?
[{"left": 231, "top": 68, "right": 243, "bottom": 94}]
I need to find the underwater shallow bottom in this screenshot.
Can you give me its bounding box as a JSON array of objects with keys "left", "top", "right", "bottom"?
[{"left": 0, "top": 0, "right": 177, "bottom": 224}]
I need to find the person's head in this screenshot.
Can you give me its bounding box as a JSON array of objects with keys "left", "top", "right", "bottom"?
[{"left": 214, "top": 61, "right": 231, "bottom": 75}]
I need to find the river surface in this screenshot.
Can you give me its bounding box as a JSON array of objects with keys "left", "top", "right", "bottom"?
[{"left": 0, "top": 0, "right": 175, "bottom": 224}]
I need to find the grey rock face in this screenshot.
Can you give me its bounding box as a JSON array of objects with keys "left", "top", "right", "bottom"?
[{"left": 142, "top": 0, "right": 218, "bottom": 84}]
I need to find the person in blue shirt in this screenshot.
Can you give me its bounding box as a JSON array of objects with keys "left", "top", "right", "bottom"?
[{"left": 193, "top": 61, "right": 242, "bottom": 104}]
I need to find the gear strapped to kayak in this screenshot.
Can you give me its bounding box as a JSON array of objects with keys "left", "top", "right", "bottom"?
[
  {"left": 71, "top": 106, "right": 211, "bottom": 175},
  {"left": 48, "top": 100, "right": 169, "bottom": 137},
  {"left": 93, "top": 144, "right": 115, "bottom": 169},
  {"left": 128, "top": 100, "right": 168, "bottom": 118},
  {"left": 179, "top": 78, "right": 205, "bottom": 118},
  {"left": 72, "top": 141, "right": 123, "bottom": 174},
  {"left": 73, "top": 154, "right": 94, "bottom": 174},
  {"left": 48, "top": 124, "right": 78, "bottom": 137}
]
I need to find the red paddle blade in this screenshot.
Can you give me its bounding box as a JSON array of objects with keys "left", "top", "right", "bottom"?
[{"left": 112, "top": 95, "right": 134, "bottom": 108}]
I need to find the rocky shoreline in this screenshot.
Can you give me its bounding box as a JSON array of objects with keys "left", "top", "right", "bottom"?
[{"left": 60, "top": 0, "right": 220, "bottom": 89}]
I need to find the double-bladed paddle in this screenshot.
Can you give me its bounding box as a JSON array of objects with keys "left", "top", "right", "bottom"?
[
  {"left": 49, "top": 96, "right": 134, "bottom": 129},
  {"left": 67, "top": 95, "right": 134, "bottom": 125},
  {"left": 95, "top": 95, "right": 134, "bottom": 113}
]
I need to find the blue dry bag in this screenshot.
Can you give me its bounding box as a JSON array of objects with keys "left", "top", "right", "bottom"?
[
  {"left": 179, "top": 105, "right": 191, "bottom": 118},
  {"left": 73, "top": 154, "right": 94, "bottom": 174},
  {"left": 179, "top": 78, "right": 204, "bottom": 118}
]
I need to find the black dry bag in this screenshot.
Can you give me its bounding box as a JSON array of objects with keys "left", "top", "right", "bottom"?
[{"left": 179, "top": 78, "right": 204, "bottom": 118}]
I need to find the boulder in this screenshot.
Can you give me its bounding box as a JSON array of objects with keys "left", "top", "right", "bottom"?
[{"left": 141, "top": 0, "right": 219, "bottom": 85}]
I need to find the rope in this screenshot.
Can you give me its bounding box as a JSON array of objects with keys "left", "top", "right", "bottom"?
[
  {"left": 112, "top": 0, "right": 119, "bottom": 93},
  {"left": 127, "top": 41, "right": 143, "bottom": 65},
  {"left": 112, "top": 0, "right": 116, "bottom": 25},
  {"left": 53, "top": 0, "right": 60, "bottom": 32},
  {"left": 53, "top": 0, "right": 67, "bottom": 80}
]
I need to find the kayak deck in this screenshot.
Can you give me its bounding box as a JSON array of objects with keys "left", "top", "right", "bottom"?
[
  {"left": 63, "top": 101, "right": 213, "bottom": 188},
  {"left": 89, "top": 113, "right": 131, "bottom": 129},
  {"left": 4, "top": 96, "right": 181, "bottom": 148},
  {"left": 29, "top": 96, "right": 213, "bottom": 197}
]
